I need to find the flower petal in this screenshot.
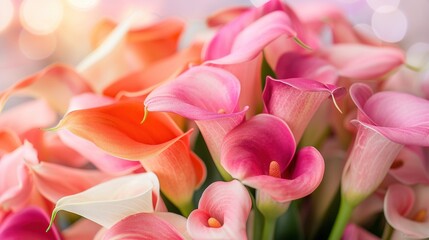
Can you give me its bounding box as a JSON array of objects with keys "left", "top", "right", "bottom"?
[
  {"left": 221, "top": 114, "right": 296, "bottom": 180},
  {"left": 243, "top": 146, "right": 325, "bottom": 202},
  {"left": 0, "top": 65, "right": 91, "bottom": 114},
  {"left": 102, "top": 212, "right": 189, "bottom": 240},
  {"left": 0, "top": 207, "right": 61, "bottom": 240},
  {"left": 48, "top": 172, "right": 161, "bottom": 229}
]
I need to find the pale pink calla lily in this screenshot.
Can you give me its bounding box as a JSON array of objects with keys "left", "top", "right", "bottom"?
[
  {"left": 48, "top": 172, "right": 165, "bottom": 230},
  {"left": 263, "top": 76, "right": 345, "bottom": 142},
  {"left": 221, "top": 114, "right": 325, "bottom": 202},
  {"left": 0, "top": 65, "right": 91, "bottom": 113},
  {"left": 342, "top": 83, "right": 429, "bottom": 204},
  {"left": 321, "top": 44, "right": 404, "bottom": 80},
  {"left": 187, "top": 180, "right": 252, "bottom": 240},
  {"left": 389, "top": 146, "right": 429, "bottom": 185},
  {"left": 102, "top": 212, "right": 190, "bottom": 240},
  {"left": 62, "top": 219, "right": 102, "bottom": 240},
  {"left": 0, "top": 207, "right": 61, "bottom": 240},
  {"left": 144, "top": 65, "right": 246, "bottom": 179},
  {"left": 384, "top": 184, "right": 429, "bottom": 239}
]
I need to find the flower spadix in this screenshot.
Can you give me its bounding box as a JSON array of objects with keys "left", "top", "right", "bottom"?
[
  {"left": 187, "top": 180, "right": 252, "bottom": 240},
  {"left": 220, "top": 114, "right": 325, "bottom": 203}
]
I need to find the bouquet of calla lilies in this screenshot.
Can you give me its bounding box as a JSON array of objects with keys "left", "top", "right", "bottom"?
[{"left": 1, "top": 0, "right": 429, "bottom": 239}]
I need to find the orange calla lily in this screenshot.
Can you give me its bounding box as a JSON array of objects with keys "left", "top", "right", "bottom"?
[{"left": 53, "top": 101, "right": 206, "bottom": 213}]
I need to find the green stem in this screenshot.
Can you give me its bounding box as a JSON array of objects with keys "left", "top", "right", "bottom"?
[
  {"left": 381, "top": 221, "right": 394, "bottom": 240},
  {"left": 177, "top": 199, "right": 194, "bottom": 217},
  {"left": 213, "top": 160, "right": 233, "bottom": 181},
  {"left": 262, "top": 216, "right": 277, "bottom": 240},
  {"left": 328, "top": 197, "right": 354, "bottom": 240}
]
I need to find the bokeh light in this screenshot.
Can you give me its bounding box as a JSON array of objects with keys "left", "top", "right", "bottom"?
[
  {"left": 20, "top": 0, "right": 64, "bottom": 35},
  {"left": 67, "top": 0, "right": 99, "bottom": 10},
  {"left": 371, "top": 8, "right": 407, "bottom": 43},
  {"left": 250, "top": 0, "right": 269, "bottom": 7},
  {"left": 19, "top": 30, "right": 57, "bottom": 60},
  {"left": 406, "top": 42, "right": 429, "bottom": 70},
  {"left": 0, "top": 0, "right": 14, "bottom": 33}
]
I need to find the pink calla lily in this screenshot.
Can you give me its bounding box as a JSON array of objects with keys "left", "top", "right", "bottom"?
[
  {"left": 321, "top": 44, "right": 404, "bottom": 80},
  {"left": 0, "top": 207, "right": 61, "bottom": 240},
  {"left": 342, "top": 224, "right": 379, "bottom": 240},
  {"left": 389, "top": 146, "right": 429, "bottom": 185},
  {"left": 144, "top": 65, "right": 247, "bottom": 179},
  {"left": 187, "top": 180, "right": 252, "bottom": 240},
  {"left": 385, "top": 184, "right": 429, "bottom": 239},
  {"left": 275, "top": 52, "right": 338, "bottom": 85},
  {"left": 102, "top": 212, "right": 190, "bottom": 240},
  {"left": 221, "top": 114, "right": 325, "bottom": 202},
  {"left": 342, "top": 83, "right": 429, "bottom": 205},
  {"left": 263, "top": 77, "right": 345, "bottom": 142}
]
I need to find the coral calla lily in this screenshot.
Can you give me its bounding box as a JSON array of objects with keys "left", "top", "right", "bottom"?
[
  {"left": 79, "top": 14, "right": 184, "bottom": 93},
  {"left": 53, "top": 101, "right": 206, "bottom": 211},
  {"left": 221, "top": 114, "right": 325, "bottom": 203},
  {"left": 263, "top": 77, "right": 345, "bottom": 142},
  {"left": 187, "top": 180, "right": 252, "bottom": 240},
  {"left": 0, "top": 65, "right": 91, "bottom": 113},
  {"left": 0, "top": 207, "right": 61, "bottom": 240},
  {"left": 384, "top": 184, "right": 429, "bottom": 239},
  {"left": 102, "top": 212, "right": 190, "bottom": 240},
  {"left": 144, "top": 65, "right": 246, "bottom": 179},
  {"left": 48, "top": 172, "right": 164, "bottom": 230}
]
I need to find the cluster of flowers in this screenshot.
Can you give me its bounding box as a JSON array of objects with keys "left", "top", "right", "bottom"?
[{"left": 1, "top": 0, "right": 429, "bottom": 239}]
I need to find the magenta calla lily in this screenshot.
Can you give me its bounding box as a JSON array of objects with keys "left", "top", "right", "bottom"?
[
  {"left": 221, "top": 114, "right": 325, "bottom": 202},
  {"left": 187, "top": 180, "right": 252, "bottom": 240},
  {"left": 103, "top": 212, "right": 190, "bottom": 240},
  {"left": 384, "top": 184, "right": 429, "bottom": 239},
  {"left": 144, "top": 65, "right": 247, "bottom": 179},
  {"left": 0, "top": 207, "right": 61, "bottom": 240},
  {"left": 263, "top": 77, "right": 345, "bottom": 142},
  {"left": 275, "top": 52, "right": 338, "bottom": 85}
]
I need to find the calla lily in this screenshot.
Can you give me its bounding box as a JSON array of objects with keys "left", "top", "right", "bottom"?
[
  {"left": 187, "top": 180, "right": 252, "bottom": 240},
  {"left": 389, "top": 146, "right": 429, "bottom": 185},
  {"left": 275, "top": 52, "right": 338, "bottom": 85},
  {"left": 0, "top": 207, "right": 61, "bottom": 240},
  {"left": 321, "top": 44, "right": 404, "bottom": 80},
  {"left": 48, "top": 172, "right": 164, "bottom": 230},
  {"left": 62, "top": 218, "right": 102, "bottom": 240},
  {"left": 204, "top": 0, "right": 305, "bottom": 114},
  {"left": 79, "top": 14, "right": 184, "bottom": 93},
  {"left": 342, "top": 224, "right": 379, "bottom": 240},
  {"left": 263, "top": 76, "right": 345, "bottom": 142},
  {"left": 384, "top": 184, "right": 429, "bottom": 239},
  {"left": 53, "top": 101, "right": 206, "bottom": 211},
  {"left": 0, "top": 64, "right": 91, "bottom": 114},
  {"left": 221, "top": 114, "right": 325, "bottom": 203},
  {"left": 103, "top": 41, "right": 203, "bottom": 100},
  {"left": 58, "top": 93, "right": 142, "bottom": 174},
  {"left": 206, "top": 6, "right": 250, "bottom": 27},
  {"left": 342, "top": 83, "right": 429, "bottom": 206},
  {"left": 144, "top": 65, "right": 246, "bottom": 179},
  {"left": 102, "top": 212, "right": 190, "bottom": 240}
]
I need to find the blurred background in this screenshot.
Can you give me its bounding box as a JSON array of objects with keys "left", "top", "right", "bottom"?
[{"left": 1, "top": 0, "right": 429, "bottom": 90}]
